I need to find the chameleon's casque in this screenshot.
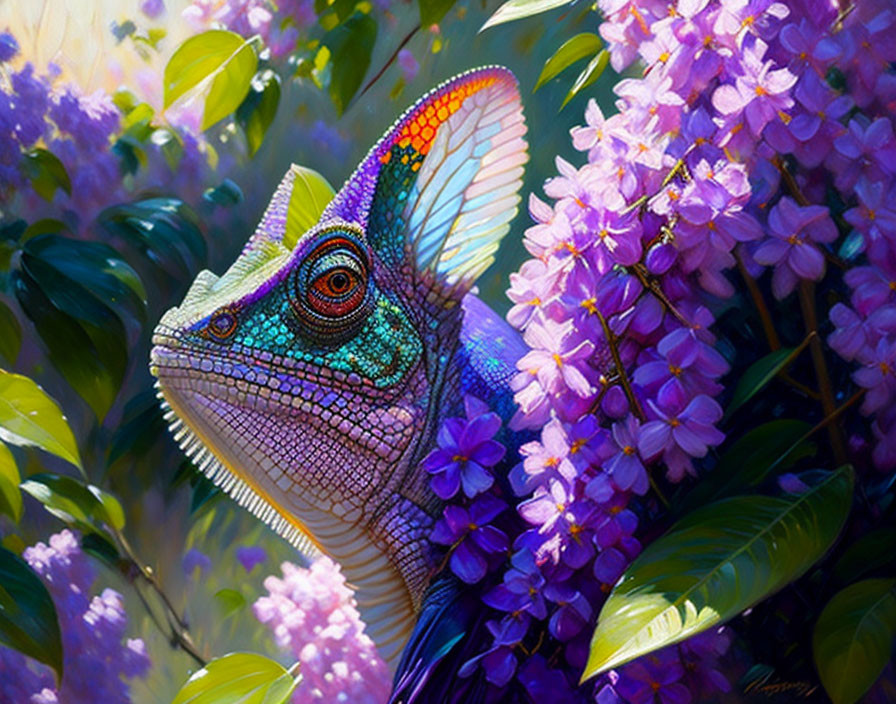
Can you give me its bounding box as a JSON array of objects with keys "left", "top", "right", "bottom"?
[{"left": 150, "top": 67, "right": 528, "bottom": 668}]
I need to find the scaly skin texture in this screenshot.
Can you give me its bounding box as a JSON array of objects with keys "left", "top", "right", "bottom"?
[{"left": 150, "top": 67, "right": 528, "bottom": 668}]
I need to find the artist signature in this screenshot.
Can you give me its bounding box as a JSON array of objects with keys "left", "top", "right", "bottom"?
[{"left": 744, "top": 675, "right": 819, "bottom": 698}]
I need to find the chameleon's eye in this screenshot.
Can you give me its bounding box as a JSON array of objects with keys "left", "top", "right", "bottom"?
[
  {"left": 292, "top": 230, "right": 372, "bottom": 334},
  {"left": 206, "top": 308, "right": 238, "bottom": 341}
]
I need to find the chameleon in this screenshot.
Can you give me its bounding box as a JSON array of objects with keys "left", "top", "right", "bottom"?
[{"left": 150, "top": 66, "right": 530, "bottom": 699}]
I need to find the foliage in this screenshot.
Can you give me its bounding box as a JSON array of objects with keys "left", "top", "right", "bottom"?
[{"left": 0, "top": 1, "right": 894, "bottom": 703}]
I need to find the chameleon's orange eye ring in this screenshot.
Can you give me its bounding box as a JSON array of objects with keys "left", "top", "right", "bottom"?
[
  {"left": 206, "top": 308, "right": 238, "bottom": 341},
  {"left": 292, "top": 228, "right": 372, "bottom": 333}
]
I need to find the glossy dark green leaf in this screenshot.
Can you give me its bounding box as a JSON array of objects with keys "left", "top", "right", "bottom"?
[
  {"left": 107, "top": 390, "right": 168, "bottom": 467},
  {"left": 534, "top": 33, "right": 602, "bottom": 92},
  {"left": 725, "top": 346, "right": 795, "bottom": 418},
  {"left": 164, "top": 30, "right": 258, "bottom": 130},
  {"left": 21, "top": 148, "right": 72, "bottom": 202},
  {"left": 0, "top": 300, "right": 21, "bottom": 364},
  {"left": 0, "top": 370, "right": 82, "bottom": 470},
  {"left": 584, "top": 466, "right": 854, "bottom": 679},
  {"left": 813, "top": 578, "right": 896, "bottom": 704},
  {"left": 80, "top": 532, "right": 124, "bottom": 571},
  {"left": 236, "top": 69, "right": 281, "bottom": 157},
  {"left": 561, "top": 49, "right": 609, "bottom": 109},
  {"left": 12, "top": 273, "right": 122, "bottom": 420},
  {"left": 203, "top": 179, "right": 244, "bottom": 208},
  {"left": 323, "top": 12, "right": 377, "bottom": 115},
  {"left": 834, "top": 528, "right": 896, "bottom": 583},
  {"left": 481, "top": 0, "right": 576, "bottom": 31},
  {"left": 0, "top": 443, "right": 22, "bottom": 522},
  {"left": 675, "top": 419, "right": 815, "bottom": 517},
  {"left": 171, "top": 652, "right": 298, "bottom": 704},
  {"left": 0, "top": 546, "right": 63, "bottom": 679},
  {"left": 284, "top": 165, "right": 336, "bottom": 250},
  {"left": 418, "top": 0, "right": 457, "bottom": 25},
  {"left": 99, "top": 198, "right": 206, "bottom": 280},
  {"left": 13, "top": 235, "right": 147, "bottom": 419}
]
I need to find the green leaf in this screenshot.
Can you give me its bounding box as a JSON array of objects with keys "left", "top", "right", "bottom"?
[
  {"left": 284, "top": 165, "right": 336, "bottom": 250},
  {"left": 13, "top": 235, "right": 147, "bottom": 419},
  {"left": 813, "top": 578, "right": 896, "bottom": 704},
  {"left": 214, "top": 588, "right": 247, "bottom": 619},
  {"left": 203, "top": 179, "right": 244, "bottom": 208},
  {"left": 561, "top": 49, "right": 609, "bottom": 109},
  {"left": 171, "top": 652, "right": 298, "bottom": 704},
  {"left": 0, "top": 370, "right": 82, "bottom": 470},
  {"left": 583, "top": 466, "right": 854, "bottom": 680},
  {"left": 323, "top": 12, "right": 377, "bottom": 115},
  {"left": 726, "top": 341, "right": 811, "bottom": 418},
  {"left": 534, "top": 33, "right": 602, "bottom": 92},
  {"left": 0, "top": 546, "right": 63, "bottom": 679},
  {"left": 674, "top": 419, "right": 815, "bottom": 517},
  {"left": 99, "top": 198, "right": 206, "bottom": 280},
  {"left": 481, "top": 0, "right": 576, "bottom": 31},
  {"left": 21, "top": 148, "right": 72, "bottom": 202},
  {"left": 0, "top": 300, "right": 21, "bottom": 365},
  {"left": 164, "top": 30, "right": 258, "bottom": 131},
  {"left": 834, "top": 528, "right": 896, "bottom": 583},
  {"left": 236, "top": 69, "right": 281, "bottom": 157},
  {"left": 89, "top": 485, "right": 126, "bottom": 531},
  {"left": 0, "top": 443, "right": 22, "bottom": 522},
  {"left": 20, "top": 473, "right": 106, "bottom": 530},
  {"left": 418, "top": 0, "right": 457, "bottom": 25}
]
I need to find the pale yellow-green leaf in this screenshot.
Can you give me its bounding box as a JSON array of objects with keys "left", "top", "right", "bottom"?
[
  {"left": 583, "top": 466, "right": 854, "bottom": 680},
  {"left": 534, "top": 33, "right": 602, "bottom": 92},
  {"left": 0, "top": 370, "right": 81, "bottom": 470},
  {"left": 561, "top": 49, "right": 609, "bottom": 109},
  {"left": 88, "top": 485, "right": 126, "bottom": 531},
  {"left": 171, "top": 652, "right": 298, "bottom": 704},
  {"left": 163, "top": 30, "right": 257, "bottom": 131},
  {"left": 284, "top": 165, "right": 336, "bottom": 250},
  {"left": 480, "top": 0, "right": 576, "bottom": 31},
  {"left": 0, "top": 442, "right": 22, "bottom": 522}
]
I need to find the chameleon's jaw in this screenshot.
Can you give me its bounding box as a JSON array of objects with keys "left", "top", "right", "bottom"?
[{"left": 150, "top": 331, "right": 432, "bottom": 666}]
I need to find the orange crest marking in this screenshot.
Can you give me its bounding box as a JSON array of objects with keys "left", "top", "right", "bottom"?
[{"left": 379, "top": 73, "right": 500, "bottom": 164}]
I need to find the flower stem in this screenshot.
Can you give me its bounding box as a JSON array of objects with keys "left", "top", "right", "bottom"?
[
  {"left": 594, "top": 309, "right": 644, "bottom": 422},
  {"left": 354, "top": 24, "right": 421, "bottom": 104},
  {"left": 736, "top": 250, "right": 781, "bottom": 351},
  {"left": 115, "top": 530, "right": 207, "bottom": 667},
  {"left": 797, "top": 281, "right": 847, "bottom": 465}
]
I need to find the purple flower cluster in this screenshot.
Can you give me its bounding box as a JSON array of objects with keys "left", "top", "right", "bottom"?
[
  {"left": 0, "top": 530, "right": 151, "bottom": 703},
  {"left": 0, "top": 31, "right": 214, "bottom": 227},
  {"left": 430, "top": 0, "right": 896, "bottom": 698},
  {"left": 253, "top": 557, "right": 391, "bottom": 703},
  {"left": 183, "top": 0, "right": 316, "bottom": 57}
]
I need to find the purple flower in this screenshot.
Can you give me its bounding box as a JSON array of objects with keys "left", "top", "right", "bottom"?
[
  {"left": 0, "top": 31, "right": 19, "bottom": 62},
  {"left": 518, "top": 479, "right": 596, "bottom": 568},
  {"left": 139, "top": 0, "right": 165, "bottom": 18},
  {"left": 616, "top": 648, "right": 691, "bottom": 704},
  {"left": 638, "top": 391, "right": 725, "bottom": 476},
  {"left": 397, "top": 49, "right": 419, "bottom": 83},
  {"left": 423, "top": 395, "right": 505, "bottom": 499},
  {"left": 831, "top": 117, "right": 896, "bottom": 193},
  {"left": 235, "top": 545, "right": 267, "bottom": 573},
  {"left": 605, "top": 415, "right": 650, "bottom": 495},
  {"left": 182, "top": 547, "right": 211, "bottom": 577},
  {"left": 432, "top": 494, "right": 508, "bottom": 584},
  {"left": 485, "top": 549, "right": 547, "bottom": 619},
  {"left": 712, "top": 37, "right": 797, "bottom": 136},
  {"left": 853, "top": 338, "right": 896, "bottom": 415},
  {"left": 753, "top": 196, "right": 838, "bottom": 298},
  {"left": 544, "top": 583, "right": 592, "bottom": 641},
  {"left": 517, "top": 315, "right": 596, "bottom": 399}
]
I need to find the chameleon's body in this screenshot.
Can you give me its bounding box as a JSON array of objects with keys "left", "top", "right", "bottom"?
[{"left": 150, "top": 67, "right": 529, "bottom": 695}]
